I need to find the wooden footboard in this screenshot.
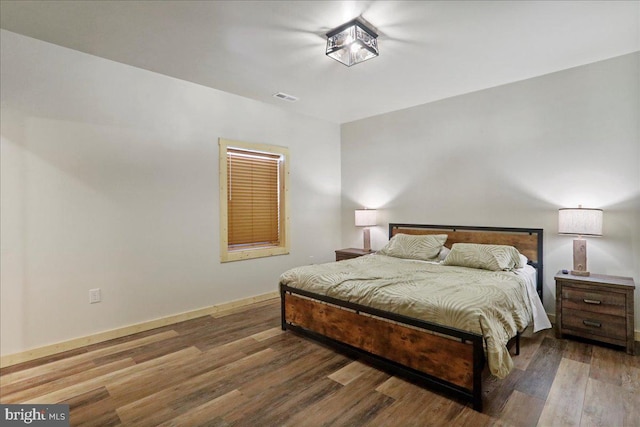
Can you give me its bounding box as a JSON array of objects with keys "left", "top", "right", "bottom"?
[{"left": 280, "top": 284, "right": 486, "bottom": 411}]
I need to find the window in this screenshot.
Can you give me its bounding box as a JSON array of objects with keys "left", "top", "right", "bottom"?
[{"left": 219, "top": 138, "right": 290, "bottom": 262}]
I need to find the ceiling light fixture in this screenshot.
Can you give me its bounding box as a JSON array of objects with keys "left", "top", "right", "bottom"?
[{"left": 326, "top": 18, "right": 379, "bottom": 67}]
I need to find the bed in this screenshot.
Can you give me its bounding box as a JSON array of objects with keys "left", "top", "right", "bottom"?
[{"left": 279, "top": 224, "right": 548, "bottom": 411}]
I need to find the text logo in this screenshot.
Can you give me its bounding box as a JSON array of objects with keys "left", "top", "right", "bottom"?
[{"left": 1, "top": 405, "right": 69, "bottom": 426}]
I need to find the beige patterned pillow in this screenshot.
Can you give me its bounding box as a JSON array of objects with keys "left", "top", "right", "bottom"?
[
  {"left": 442, "top": 243, "right": 522, "bottom": 271},
  {"left": 378, "top": 233, "right": 447, "bottom": 261}
]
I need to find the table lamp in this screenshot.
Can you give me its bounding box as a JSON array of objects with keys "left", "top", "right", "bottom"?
[
  {"left": 355, "top": 209, "right": 377, "bottom": 252},
  {"left": 558, "top": 206, "right": 603, "bottom": 276}
]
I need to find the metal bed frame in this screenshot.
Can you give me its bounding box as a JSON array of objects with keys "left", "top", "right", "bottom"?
[{"left": 280, "top": 224, "right": 544, "bottom": 411}]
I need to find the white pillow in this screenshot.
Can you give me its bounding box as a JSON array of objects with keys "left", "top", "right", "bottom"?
[
  {"left": 438, "top": 246, "right": 451, "bottom": 261},
  {"left": 518, "top": 253, "right": 528, "bottom": 269}
]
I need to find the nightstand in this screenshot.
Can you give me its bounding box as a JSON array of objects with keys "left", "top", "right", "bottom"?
[
  {"left": 335, "top": 248, "right": 374, "bottom": 261},
  {"left": 555, "top": 271, "right": 635, "bottom": 355}
]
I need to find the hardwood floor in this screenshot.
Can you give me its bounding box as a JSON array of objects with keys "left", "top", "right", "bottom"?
[{"left": 1, "top": 299, "right": 638, "bottom": 426}]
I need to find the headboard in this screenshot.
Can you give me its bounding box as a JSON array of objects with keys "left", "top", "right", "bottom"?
[{"left": 389, "top": 223, "right": 544, "bottom": 299}]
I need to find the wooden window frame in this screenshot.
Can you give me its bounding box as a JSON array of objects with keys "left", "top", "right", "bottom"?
[{"left": 219, "top": 138, "right": 290, "bottom": 262}]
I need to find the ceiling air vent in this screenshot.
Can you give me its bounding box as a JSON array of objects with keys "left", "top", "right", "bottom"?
[{"left": 273, "top": 92, "right": 299, "bottom": 102}]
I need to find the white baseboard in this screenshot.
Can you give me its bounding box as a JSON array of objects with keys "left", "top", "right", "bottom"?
[
  {"left": 546, "top": 312, "right": 640, "bottom": 343},
  {"left": 0, "top": 291, "right": 279, "bottom": 368}
]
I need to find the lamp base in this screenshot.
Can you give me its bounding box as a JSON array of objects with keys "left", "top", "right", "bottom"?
[
  {"left": 570, "top": 270, "right": 590, "bottom": 277},
  {"left": 363, "top": 228, "right": 371, "bottom": 252},
  {"left": 572, "top": 238, "right": 589, "bottom": 277}
]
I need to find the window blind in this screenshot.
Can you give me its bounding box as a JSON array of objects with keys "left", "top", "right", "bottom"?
[{"left": 227, "top": 148, "right": 281, "bottom": 249}]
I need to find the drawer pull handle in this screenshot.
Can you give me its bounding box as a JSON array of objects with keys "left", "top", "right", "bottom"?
[
  {"left": 583, "top": 299, "right": 601, "bottom": 305},
  {"left": 583, "top": 320, "right": 602, "bottom": 328}
]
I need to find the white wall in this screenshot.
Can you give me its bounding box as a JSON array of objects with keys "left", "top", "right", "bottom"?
[
  {"left": 341, "top": 53, "right": 640, "bottom": 324},
  {"left": 0, "top": 30, "right": 342, "bottom": 356}
]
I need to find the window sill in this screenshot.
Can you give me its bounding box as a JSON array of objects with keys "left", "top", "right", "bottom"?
[{"left": 221, "top": 246, "right": 289, "bottom": 262}]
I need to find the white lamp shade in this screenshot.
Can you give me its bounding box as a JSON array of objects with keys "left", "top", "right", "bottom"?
[
  {"left": 558, "top": 208, "right": 603, "bottom": 236},
  {"left": 355, "top": 209, "right": 377, "bottom": 227}
]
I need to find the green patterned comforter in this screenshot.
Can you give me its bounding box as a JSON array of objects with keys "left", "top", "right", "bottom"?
[{"left": 280, "top": 254, "right": 533, "bottom": 378}]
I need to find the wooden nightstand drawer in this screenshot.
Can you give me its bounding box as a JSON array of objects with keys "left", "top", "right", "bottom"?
[
  {"left": 561, "top": 308, "right": 627, "bottom": 341},
  {"left": 561, "top": 286, "right": 626, "bottom": 317},
  {"left": 555, "top": 271, "right": 635, "bottom": 355}
]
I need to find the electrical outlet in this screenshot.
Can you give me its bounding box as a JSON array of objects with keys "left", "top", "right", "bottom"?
[{"left": 89, "top": 288, "right": 101, "bottom": 304}]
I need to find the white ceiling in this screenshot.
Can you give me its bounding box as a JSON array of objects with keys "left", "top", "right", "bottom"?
[{"left": 1, "top": 1, "right": 638, "bottom": 124}]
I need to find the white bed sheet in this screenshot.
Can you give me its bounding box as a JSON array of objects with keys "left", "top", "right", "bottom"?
[{"left": 515, "top": 265, "right": 551, "bottom": 332}]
